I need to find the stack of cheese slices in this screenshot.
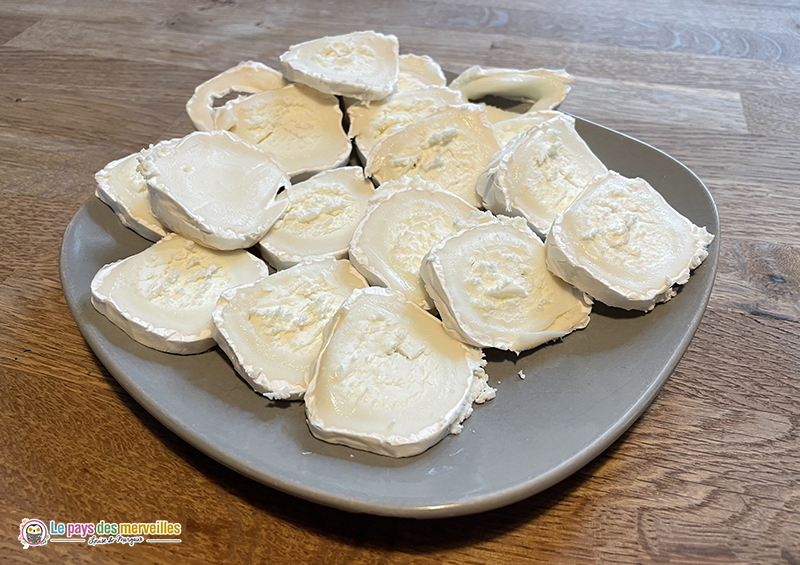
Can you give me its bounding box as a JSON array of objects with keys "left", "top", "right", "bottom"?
[{"left": 91, "top": 31, "right": 714, "bottom": 458}]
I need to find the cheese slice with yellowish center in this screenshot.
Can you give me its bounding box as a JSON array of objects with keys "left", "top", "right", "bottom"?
[
  {"left": 185, "top": 61, "right": 287, "bottom": 132},
  {"left": 365, "top": 104, "right": 501, "bottom": 207},
  {"left": 478, "top": 114, "right": 607, "bottom": 237},
  {"left": 348, "top": 86, "right": 464, "bottom": 162},
  {"left": 397, "top": 54, "right": 447, "bottom": 92},
  {"left": 214, "top": 83, "right": 351, "bottom": 178},
  {"left": 257, "top": 167, "right": 374, "bottom": 270},
  {"left": 349, "top": 183, "right": 477, "bottom": 309},
  {"left": 212, "top": 258, "right": 368, "bottom": 400},
  {"left": 139, "top": 130, "right": 289, "bottom": 251},
  {"left": 280, "top": 31, "right": 399, "bottom": 101},
  {"left": 305, "top": 286, "right": 495, "bottom": 458},
  {"left": 91, "top": 234, "right": 270, "bottom": 354},
  {"left": 546, "top": 170, "right": 715, "bottom": 311},
  {"left": 95, "top": 152, "right": 167, "bottom": 242},
  {"left": 493, "top": 111, "right": 573, "bottom": 147},
  {"left": 422, "top": 215, "right": 591, "bottom": 352}
]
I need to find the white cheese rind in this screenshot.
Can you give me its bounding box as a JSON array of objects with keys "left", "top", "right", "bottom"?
[
  {"left": 139, "top": 130, "right": 289, "bottom": 251},
  {"left": 421, "top": 216, "right": 591, "bottom": 352},
  {"left": 257, "top": 167, "right": 374, "bottom": 270},
  {"left": 449, "top": 66, "right": 573, "bottom": 110},
  {"left": 214, "top": 83, "right": 351, "bottom": 178},
  {"left": 397, "top": 54, "right": 447, "bottom": 92},
  {"left": 545, "top": 170, "right": 715, "bottom": 311},
  {"left": 365, "top": 104, "right": 501, "bottom": 207},
  {"left": 477, "top": 114, "right": 607, "bottom": 237},
  {"left": 95, "top": 152, "right": 167, "bottom": 241},
  {"left": 90, "top": 234, "right": 270, "bottom": 354},
  {"left": 493, "top": 111, "right": 573, "bottom": 147},
  {"left": 305, "top": 287, "right": 494, "bottom": 458},
  {"left": 185, "top": 61, "right": 287, "bottom": 132},
  {"left": 212, "top": 258, "right": 368, "bottom": 400},
  {"left": 280, "top": 31, "right": 399, "bottom": 101},
  {"left": 348, "top": 86, "right": 464, "bottom": 162},
  {"left": 349, "top": 184, "right": 477, "bottom": 309}
]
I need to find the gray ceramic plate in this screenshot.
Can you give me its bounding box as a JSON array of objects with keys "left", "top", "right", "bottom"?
[{"left": 60, "top": 117, "right": 719, "bottom": 518}]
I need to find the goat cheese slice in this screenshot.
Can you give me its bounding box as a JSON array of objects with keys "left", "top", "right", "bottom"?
[
  {"left": 493, "top": 111, "right": 573, "bottom": 147},
  {"left": 546, "top": 170, "right": 715, "bottom": 311},
  {"left": 305, "top": 287, "right": 495, "bottom": 458},
  {"left": 280, "top": 31, "right": 399, "bottom": 101},
  {"left": 349, "top": 183, "right": 476, "bottom": 310},
  {"left": 422, "top": 215, "right": 591, "bottom": 352},
  {"left": 348, "top": 85, "right": 464, "bottom": 162},
  {"left": 95, "top": 152, "right": 167, "bottom": 242},
  {"left": 91, "top": 234, "right": 269, "bottom": 354},
  {"left": 212, "top": 258, "right": 368, "bottom": 400},
  {"left": 366, "top": 104, "right": 501, "bottom": 207},
  {"left": 185, "top": 61, "right": 287, "bottom": 132},
  {"left": 257, "top": 167, "right": 374, "bottom": 270},
  {"left": 214, "top": 83, "right": 351, "bottom": 178},
  {"left": 397, "top": 54, "right": 447, "bottom": 92},
  {"left": 139, "top": 130, "right": 289, "bottom": 250},
  {"left": 449, "top": 66, "right": 573, "bottom": 111},
  {"left": 478, "top": 114, "right": 607, "bottom": 237}
]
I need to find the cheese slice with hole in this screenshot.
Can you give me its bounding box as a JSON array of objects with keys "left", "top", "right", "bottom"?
[
  {"left": 478, "top": 114, "right": 607, "bottom": 237},
  {"left": 280, "top": 31, "right": 399, "bottom": 101},
  {"left": 95, "top": 152, "right": 167, "bottom": 241},
  {"left": 91, "top": 234, "right": 269, "bottom": 354},
  {"left": 139, "top": 130, "right": 289, "bottom": 250},
  {"left": 212, "top": 258, "right": 368, "bottom": 400},
  {"left": 305, "top": 286, "right": 495, "bottom": 458},
  {"left": 257, "top": 167, "right": 374, "bottom": 270},
  {"left": 449, "top": 66, "right": 573, "bottom": 110},
  {"left": 214, "top": 83, "right": 351, "bottom": 178},
  {"left": 546, "top": 170, "right": 715, "bottom": 311},
  {"left": 185, "top": 61, "right": 287, "bottom": 132},
  {"left": 349, "top": 182, "right": 476, "bottom": 309},
  {"left": 365, "top": 104, "right": 501, "bottom": 207},
  {"left": 422, "top": 215, "right": 591, "bottom": 352}
]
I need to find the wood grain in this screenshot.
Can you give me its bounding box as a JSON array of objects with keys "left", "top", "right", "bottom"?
[{"left": 1, "top": 1, "right": 799, "bottom": 563}]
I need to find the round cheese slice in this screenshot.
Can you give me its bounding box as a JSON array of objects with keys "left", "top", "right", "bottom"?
[
  {"left": 449, "top": 66, "right": 573, "bottom": 111},
  {"left": 493, "top": 110, "right": 572, "bottom": 147},
  {"left": 349, "top": 183, "right": 477, "bottom": 310},
  {"left": 397, "top": 54, "right": 447, "bottom": 92},
  {"left": 421, "top": 216, "right": 592, "bottom": 352},
  {"left": 365, "top": 104, "right": 501, "bottom": 207},
  {"left": 546, "top": 171, "right": 715, "bottom": 311},
  {"left": 280, "top": 31, "right": 399, "bottom": 101},
  {"left": 348, "top": 85, "right": 464, "bottom": 163},
  {"left": 185, "top": 61, "right": 287, "bottom": 132},
  {"left": 478, "top": 114, "right": 607, "bottom": 237},
  {"left": 95, "top": 152, "right": 167, "bottom": 241},
  {"left": 212, "top": 258, "right": 368, "bottom": 400},
  {"left": 214, "top": 83, "right": 351, "bottom": 178},
  {"left": 257, "top": 167, "right": 374, "bottom": 270},
  {"left": 91, "top": 234, "right": 270, "bottom": 354},
  {"left": 305, "top": 287, "right": 495, "bottom": 458},
  {"left": 139, "top": 130, "right": 289, "bottom": 250}
]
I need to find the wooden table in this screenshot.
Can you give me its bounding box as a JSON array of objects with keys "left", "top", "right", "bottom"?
[{"left": 2, "top": 1, "right": 798, "bottom": 562}]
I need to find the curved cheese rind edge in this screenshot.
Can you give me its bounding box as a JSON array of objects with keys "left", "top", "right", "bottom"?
[
  {"left": 449, "top": 65, "right": 574, "bottom": 111},
  {"left": 185, "top": 61, "right": 288, "bottom": 132},
  {"left": 214, "top": 84, "right": 352, "bottom": 178},
  {"left": 304, "top": 286, "right": 494, "bottom": 458},
  {"left": 94, "top": 153, "right": 167, "bottom": 242},
  {"left": 90, "top": 234, "right": 270, "bottom": 355},
  {"left": 279, "top": 31, "right": 399, "bottom": 101},
  {"left": 256, "top": 167, "right": 374, "bottom": 270},
  {"left": 477, "top": 114, "right": 605, "bottom": 237},
  {"left": 397, "top": 53, "right": 447, "bottom": 91},
  {"left": 545, "top": 170, "right": 715, "bottom": 311},
  {"left": 421, "top": 216, "right": 592, "bottom": 353},
  {"left": 139, "top": 130, "right": 290, "bottom": 251},
  {"left": 348, "top": 182, "right": 476, "bottom": 309}
]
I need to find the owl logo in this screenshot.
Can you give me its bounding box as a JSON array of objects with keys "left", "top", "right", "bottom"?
[{"left": 19, "top": 519, "right": 49, "bottom": 548}]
